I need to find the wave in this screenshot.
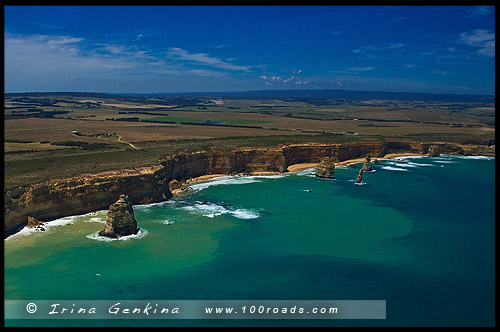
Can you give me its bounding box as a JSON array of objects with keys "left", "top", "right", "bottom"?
[
  {"left": 86, "top": 228, "right": 148, "bottom": 242},
  {"left": 133, "top": 200, "right": 174, "bottom": 211},
  {"left": 87, "top": 217, "right": 106, "bottom": 223},
  {"left": 182, "top": 201, "right": 260, "bottom": 220},
  {"left": 381, "top": 166, "right": 408, "bottom": 172},
  {"left": 188, "top": 174, "right": 288, "bottom": 192},
  {"left": 407, "top": 161, "right": 434, "bottom": 167},
  {"left": 384, "top": 161, "right": 418, "bottom": 168},
  {"left": 230, "top": 209, "right": 260, "bottom": 220},
  {"left": 433, "top": 160, "right": 456, "bottom": 164},
  {"left": 393, "top": 155, "right": 428, "bottom": 160},
  {"left": 447, "top": 155, "right": 495, "bottom": 161},
  {"left": 6, "top": 211, "right": 112, "bottom": 240},
  {"left": 296, "top": 168, "right": 316, "bottom": 176}
]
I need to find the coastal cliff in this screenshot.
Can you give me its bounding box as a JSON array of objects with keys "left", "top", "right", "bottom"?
[{"left": 4, "top": 140, "right": 494, "bottom": 237}]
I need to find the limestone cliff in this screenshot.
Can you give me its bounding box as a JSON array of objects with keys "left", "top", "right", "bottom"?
[
  {"left": 4, "top": 166, "right": 169, "bottom": 237},
  {"left": 4, "top": 140, "right": 495, "bottom": 237},
  {"left": 99, "top": 194, "right": 139, "bottom": 238}
]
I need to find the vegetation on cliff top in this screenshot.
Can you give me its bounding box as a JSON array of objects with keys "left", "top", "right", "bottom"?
[{"left": 4, "top": 93, "right": 495, "bottom": 189}]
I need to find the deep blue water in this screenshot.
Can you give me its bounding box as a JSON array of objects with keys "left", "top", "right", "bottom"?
[{"left": 4, "top": 155, "right": 495, "bottom": 327}]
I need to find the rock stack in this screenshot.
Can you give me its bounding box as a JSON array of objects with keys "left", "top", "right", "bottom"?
[
  {"left": 355, "top": 169, "right": 364, "bottom": 184},
  {"left": 428, "top": 145, "right": 441, "bottom": 157},
  {"left": 361, "top": 155, "right": 373, "bottom": 172},
  {"left": 27, "top": 215, "right": 45, "bottom": 231},
  {"left": 315, "top": 157, "right": 336, "bottom": 179},
  {"left": 99, "top": 194, "right": 139, "bottom": 238}
]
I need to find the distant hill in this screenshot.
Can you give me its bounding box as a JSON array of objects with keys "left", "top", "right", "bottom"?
[
  {"left": 159, "top": 89, "right": 495, "bottom": 103},
  {"left": 6, "top": 89, "right": 495, "bottom": 103}
]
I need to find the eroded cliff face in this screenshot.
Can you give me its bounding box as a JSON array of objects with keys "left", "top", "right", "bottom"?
[
  {"left": 4, "top": 140, "right": 494, "bottom": 237},
  {"left": 4, "top": 166, "right": 169, "bottom": 237}
]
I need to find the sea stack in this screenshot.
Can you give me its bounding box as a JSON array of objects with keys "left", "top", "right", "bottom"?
[
  {"left": 99, "top": 194, "right": 139, "bottom": 238},
  {"left": 315, "top": 157, "right": 336, "bottom": 179},
  {"left": 361, "top": 155, "right": 373, "bottom": 171},
  {"left": 428, "top": 145, "right": 441, "bottom": 157},
  {"left": 355, "top": 169, "right": 364, "bottom": 183}
]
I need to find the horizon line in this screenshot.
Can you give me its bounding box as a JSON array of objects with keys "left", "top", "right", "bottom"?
[{"left": 4, "top": 88, "right": 495, "bottom": 97}]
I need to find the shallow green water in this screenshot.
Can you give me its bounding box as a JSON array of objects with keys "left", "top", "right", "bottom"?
[{"left": 4, "top": 155, "right": 495, "bottom": 326}]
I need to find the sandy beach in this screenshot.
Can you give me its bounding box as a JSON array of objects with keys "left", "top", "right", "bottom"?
[
  {"left": 287, "top": 163, "right": 319, "bottom": 172},
  {"left": 173, "top": 152, "right": 427, "bottom": 194}
]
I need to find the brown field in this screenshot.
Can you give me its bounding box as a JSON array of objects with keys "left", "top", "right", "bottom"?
[
  {"left": 4, "top": 118, "right": 307, "bottom": 145},
  {"left": 4, "top": 93, "right": 494, "bottom": 189}
]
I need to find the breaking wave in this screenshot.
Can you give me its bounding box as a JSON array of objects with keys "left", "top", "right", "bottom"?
[
  {"left": 182, "top": 201, "right": 260, "bottom": 220},
  {"left": 86, "top": 228, "right": 148, "bottom": 242},
  {"left": 188, "top": 174, "right": 288, "bottom": 192},
  {"left": 381, "top": 166, "right": 408, "bottom": 172}
]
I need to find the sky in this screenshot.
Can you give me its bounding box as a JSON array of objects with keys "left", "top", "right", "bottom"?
[{"left": 4, "top": 5, "right": 496, "bottom": 95}]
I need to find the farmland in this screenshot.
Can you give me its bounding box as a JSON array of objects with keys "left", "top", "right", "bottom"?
[{"left": 4, "top": 91, "right": 495, "bottom": 189}]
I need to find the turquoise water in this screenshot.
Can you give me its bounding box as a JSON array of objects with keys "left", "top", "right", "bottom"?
[{"left": 4, "top": 155, "right": 495, "bottom": 327}]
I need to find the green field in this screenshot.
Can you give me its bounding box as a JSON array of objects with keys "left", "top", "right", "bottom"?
[{"left": 4, "top": 92, "right": 495, "bottom": 189}]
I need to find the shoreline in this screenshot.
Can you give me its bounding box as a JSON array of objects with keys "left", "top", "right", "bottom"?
[
  {"left": 336, "top": 152, "right": 426, "bottom": 166},
  {"left": 177, "top": 152, "right": 428, "bottom": 193},
  {"left": 5, "top": 139, "right": 494, "bottom": 238}
]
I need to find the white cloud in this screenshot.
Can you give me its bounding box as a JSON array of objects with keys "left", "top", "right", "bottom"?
[
  {"left": 331, "top": 67, "right": 375, "bottom": 74},
  {"left": 330, "top": 30, "right": 345, "bottom": 35},
  {"left": 459, "top": 29, "right": 495, "bottom": 57},
  {"left": 5, "top": 33, "right": 261, "bottom": 92},
  {"left": 469, "top": 6, "right": 493, "bottom": 17},
  {"left": 166, "top": 47, "right": 251, "bottom": 72},
  {"left": 349, "top": 66, "right": 374, "bottom": 72},
  {"left": 351, "top": 43, "right": 406, "bottom": 59},
  {"left": 429, "top": 70, "right": 448, "bottom": 75},
  {"left": 259, "top": 74, "right": 309, "bottom": 86}
]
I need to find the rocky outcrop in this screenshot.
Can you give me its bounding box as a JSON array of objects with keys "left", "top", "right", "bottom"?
[
  {"left": 4, "top": 140, "right": 495, "bottom": 238},
  {"left": 428, "top": 145, "right": 441, "bottom": 157},
  {"left": 315, "top": 157, "right": 336, "bottom": 179},
  {"left": 27, "top": 215, "right": 44, "bottom": 228},
  {"left": 27, "top": 215, "right": 45, "bottom": 231},
  {"left": 4, "top": 166, "right": 170, "bottom": 237},
  {"left": 356, "top": 169, "right": 364, "bottom": 184},
  {"left": 99, "top": 194, "right": 139, "bottom": 238},
  {"left": 361, "top": 155, "right": 373, "bottom": 171}
]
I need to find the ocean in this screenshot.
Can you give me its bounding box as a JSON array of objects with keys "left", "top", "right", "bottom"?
[{"left": 4, "top": 154, "right": 495, "bottom": 327}]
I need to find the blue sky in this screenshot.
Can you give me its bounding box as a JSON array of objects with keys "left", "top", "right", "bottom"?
[{"left": 4, "top": 5, "right": 495, "bottom": 95}]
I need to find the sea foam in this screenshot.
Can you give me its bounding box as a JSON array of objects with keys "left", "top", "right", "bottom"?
[
  {"left": 381, "top": 166, "right": 408, "bottom": 172},
  {"left": 86, "top": 228, "right": 148, "bottom": 242},
  {"left": 182, "top": 201, "right": 260, "bottom": 220},
  {"left": 189, "top": 174, "right": 288, "bottom": 192}
]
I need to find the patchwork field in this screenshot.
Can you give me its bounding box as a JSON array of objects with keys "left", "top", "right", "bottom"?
[{"left": 4, "top": 92, "right": 495, "bottom": 188}]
